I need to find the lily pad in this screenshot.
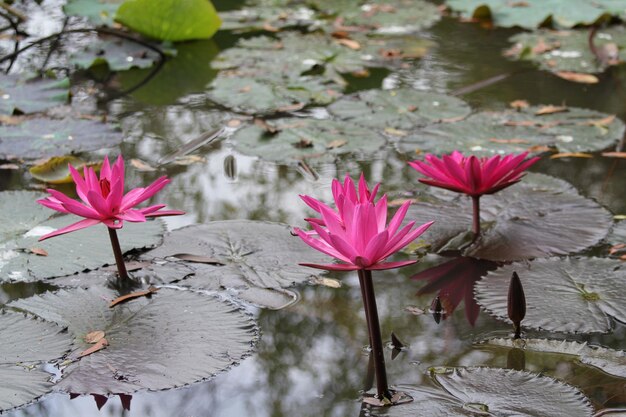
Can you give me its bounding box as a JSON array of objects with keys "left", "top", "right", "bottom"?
[
  {"left": 445, "top": 0, "right": 626, "bottom": 29},
  {"left": 475, "top": 257, "right": 626, "bottom": 333},
  {"left": 506, "top": 27, "right": 626, "bottom": 74},
  {"left": 368, "top": 367, "right": 593, "bottom": 417},
  {"left": 229, "top": 118, "right": 386, "bottom": 163},
  {"left": 339, "top": 0, "right": 441, "bottom": 34},
  {"left": 220, "top": 6, "right": 321, "bottom": 32},
  {"left": 63, "top": 0, "right": 124, "bottom": 26},
  {"left": 139, "top": 221, "right": 328, "bottom": 309},
  {"left": 328, "top": 88, "right": 471, "bottom": 131},
  {"left": 397, "top": 105, "right": 625, "bottom": 156},
  {"left": 0, "top": 191, "right": 165, "bottom": 282},
  {"left": 9, "top": 286, "right": 257, "bottom": 395},
  {"left": 69, "top": 37, "right": 165, "bottom": 71},
  {"left": 29, "top": 156, "right": 99, "bottom": 184},
  {"left": 0, "top": 118, "right": 123, "bottom": 160},
  {"left": 0, "top": 75, "right": 69, "bottom": 115},
  {"left": 0, "top": 311, "right": 72, "bottom": 412},
  {"left": 115, "top": 0, "right": 222, "bottom": 42},
  {"left": 404, "top": 173, "right": 613, "bottom": 261},
  {"left": 483, "top": 338, "right": 626, "bottom": 380}
]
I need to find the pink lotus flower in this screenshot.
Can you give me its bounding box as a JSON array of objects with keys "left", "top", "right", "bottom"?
[
  {"left": 37, "top": 155, "right": 184, "bottom": 241},
  {"left": 295, "top": 174, "right": 433, "bottom": 271},
  {"left": 408, "top": 151, "right": 539, "bottom": 197}
]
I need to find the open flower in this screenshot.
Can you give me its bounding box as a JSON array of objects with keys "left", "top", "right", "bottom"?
[
  {"left": 408, "top": 151, "right": 539, "bottom": 197},
  {"left": 37, "top": 155, "right": 184, "bottom": 241},
  {"left": 295, "top": 174, "right": 433, "bottom": 271}
]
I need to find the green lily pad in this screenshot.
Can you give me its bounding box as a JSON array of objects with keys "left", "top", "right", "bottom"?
[
  {"left": 404, "top": 173, "right": 612, "bottom": 261},
  {"left": 607, "top": 220, "right": 626, "bottom": 259},
  {"left": 0, "top": 75, "right": 69, "bottom": 115},
  {"left": 476, "top": 257, "right": 626, "bottom": 333},
  {"left": 0, "top": 191, "right": 166, "bottom": 281},
  {"left": 506, "top": 27, "right": 626, "bottom": 74},
  {"left": 0, "top": 118, "right": 123, "bottom": 160},
  {"left": 230, "top": 118, "right": 386, "bottom": 163},
  {"left": 483, "top": 338, "right": 626, "bottom": 380},
  {"left": 139, "top": 221, "right": 329, "bottom": 309},
  {"left": 9, "top": 287, "right": 257, "bottom": 395},
  {"left": 397, "top": 105, "right": 625, "bottom": 156},
  {"left": 368, "top": 367, "right": 593, "bottom": 417},
  {"left": 69, "top": 37, "right": 165, "bottom": 71},
  {"left": 220, "top": 6, "right": 320, "bottom": 32},
  {"left": 445, "top": 0, "right": 626, "bottom": 29},
  {"left": 116, "top": 0, "right": 222, "bottom": 42},
  {"left": 328, "top": 88, "right": 471, "bottom": 131},
  {"left": 0, "top": 311, "right": 72, "bottom": 412},
  {"left": 339, "top": 0, "right": 441, "bottom": 34},
  {"left": 63, "top": 0, "right": 124, "bottom": 26}
]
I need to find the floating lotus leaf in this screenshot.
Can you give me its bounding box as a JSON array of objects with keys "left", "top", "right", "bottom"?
[
  {"left": 404, "top": 173, "right": 612, "bottom": 261},
  {"left": 328, "top": 88, "right": 471, "bottom": 131},
  {"left": 445, "top": 0, "right": 626, "bottom": 29},
  {"left": 69, "top": 37, "right": 164, "bottom": 71},
  {"left": 206, "top": 75, "right": 340, "bottom": 116},
  {"left": 0, "top": 192, "right": 165, "bottom": 281},
  {"left": 0, "top": 311, "right": 72, "bottom": 412},
  {"left": 483, "top": 338, "right": 626, "bottom": 380},
  {"left": 506, "top": 27, "right": 626, "bottom": 74},
  {"left": 476, "top": 257, "right": 626, "bottom": 333},
  {"left": 63, "top": 0, "right": 124, "bottom": 26},
  {"left": 0, "top": 75, "right": 69, "bottom": 115},
  {"left": 139, "top": 221, "right": 328, "bottom": 309},
  {"left": 397, "top": 106, "right": 625, "bottom": 156},
  {"left": 28, "top": 156, "right": 100, "bottom": 184},
  {"left": 368, "top": 367, "right": 592, "bottom": 417},
  {"left": 607, "top": 220, "right": 626, "bottom": 260},
  {"left": 115, "top": 0, "right": 222, "bottom": 42},
  {"left": 338, "top": 0, "right": 441, "bottom": 34},
  {"left": 0, "top": 118, "right": 123, "bottom": 160},
  {"left": 220, "top": 6, "right": 320, "bottom": 32},
  {"left": 9, "top": 287, "right": 257, "bottom": 395},
  {"left": 229, "top": 118, "right": 386, "bottom": 163}
]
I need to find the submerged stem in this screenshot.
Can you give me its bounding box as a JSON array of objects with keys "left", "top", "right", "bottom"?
[
  {"left": 471, "top": 195, "right": 481, "bottom": 240},
  {"left": 107, "top": 227, "right": 129, "bottom": 281},
  {"left": 358, "top": 269, "right": 392, "bottom": 402}
]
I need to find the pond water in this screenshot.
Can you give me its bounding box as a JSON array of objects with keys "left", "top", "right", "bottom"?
[{"left": 1, "top": 0, "right": 626, "bottom": 416}]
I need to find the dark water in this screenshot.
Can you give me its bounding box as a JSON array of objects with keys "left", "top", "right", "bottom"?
[{"left": 1, "top": 0, "right": 626, "bottom": 416}]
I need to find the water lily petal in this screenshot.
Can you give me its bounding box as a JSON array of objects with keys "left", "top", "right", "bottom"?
[
  {"left": 116, "top": 209, "right": 146, "bottom": 222},
  {"left": 38, "top": 218, "right": 102, "bottom": 241},
  {"left": 367, "top": 260, "right": 417, "bottom": 270}
]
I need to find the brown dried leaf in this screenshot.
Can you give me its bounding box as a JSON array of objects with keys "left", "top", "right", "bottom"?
[
  {"left": 78, "top": 338, "right": 108, "bottom": 357},
  {"left": 262, "top": 23, "right": 279, "bottom": 32},
  {"left": 510, "top": 1, "right": 530, "bottom": 6},
  {"left": 254, "top": 118, "right": 278, "bottom": 133},
  {"left": 84, "top": 330, "right": 105, "bottom": 344},
  {"left": 489, "top": 138, "right": 530, "bottom": 144},
  {"left": 171, "top": 253, "right": 225, "bottom": 265},
  {"left": 227, "top": 119, "right": 242, "bottom": 127},
  {"left": 555, "top": 71, "right": 599, "bottom": 84},
  {"left": 509, "top": 100, "right": 529, "bottom": 109},
  {"left": 326, "top": 139, "right": 347, "bottom": 149},
  {"left": 549, "top": 152, "right": 593, "bottom": 159},
  {"left": 535, "top": 105, "right": 568, "bottom": 116},
  {"left": 602, "top": 152, "right": 626, "bottom": 158},
  {"left": 609, "top": 243, "right": 626, "bottom": 255},
  {"left": 293, "top": 138, "right": 313, "bottom": 149},
  {"left": 276, "top": 102, "right": 305, "bottom": 112},
  {"left": 311, "top": 277, "right": 342, "bottom": 288},
  {"left": 531, "top": 39, "right": 559, "bottom": 54},
  {"left": 0, "top": 114, "right": 26, "bottom": 125},
  {"left": 172, "top": 155, "right": 206, "bottom": 165},
  {"left": 405, "top": 306, "right": 425, "bottom": 315},
  {"left": 238, "top": 85, "right": 251, "bottom": 93},
  {"left": 527, "top": 145, "right": 553, "bottom": 153},
  {"left": 335, "top": 38, "right": 361, "bottom": 50},
  {"left": 29, "top": 247, "right": 48, "bottom": 256},
  {"left": 109, "top": 286, "right": 159, "bottom": 308},
  {"left": 130, "top": 158, "right": 156, "bottom": 172},
  {"left": 384, "top": 127, "right": 408, "bottom": 137},
  {"left": 351, "top": 69, "right": 370, "bottom": 77}
]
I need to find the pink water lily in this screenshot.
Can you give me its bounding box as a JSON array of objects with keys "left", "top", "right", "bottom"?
[
  {"left": 37, "top": 155, "right": 184, "bottom": 241},
  {"left": 295, "top": 174, "right": 433, "bottom": 271}
]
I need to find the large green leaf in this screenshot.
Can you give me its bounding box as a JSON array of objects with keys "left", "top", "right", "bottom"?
[
  {"left": 506, "top": 27, "right": 626, "bottom": 74},
  {"left": 63, "top": 0, "right": 124, "bottom": 26},
  {"left": 0, "top": 191, "right": 166, "bottom": 282},
  {"left": 116, "top": 0, "right": 222, "bottom": 42},
  {"left": 0, "top": 311, "right": 72, "bottom": 412},
  {"left": 9, "top": 287, "right": 257, "bottom": 395},
  {"left": 0, "top": 118, "right": 123, "bottom": 160},
  {"left": 445, "top": 0, "right": 626, "bottom": 29},
  {"left": 230, "top": 118, "right": 386, "bottom": 163},
  {"left": 328, "top": 88, "right": 471, "bottom": 131},
  {"left": 0, "top": 75, "right": 69, "bottom": 115},
  {"left": 397, "top": 105, "right": 625, "bottom": 156},
  {"left": 368, "top": 367, "right": 593, "bottom": 417},
  {"left": 476, "top": 257, "right": 626, "bottom": 333},
  {"left": 403, "top": 173, "right": 612, "bottom": 261},
  {"left": 138, "top": 220, "right": 329, "bottom": 309}
]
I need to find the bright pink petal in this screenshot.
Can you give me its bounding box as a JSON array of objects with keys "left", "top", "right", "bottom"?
[
  {"left": 116, "top": 209, "right": 146, "bottom": 222},
  {"left": 294, "top": 228, "right": 347, "bottom": 261},
  {"left": 387, "top": 201, "right": 410, "bottom": 236},
  {"left": 367, "top": 260, "right": 417, "bottom": 270},
  {"left": 107, "top": 178, "right": 124, "bottom": 212},
  {"left": 46, "top": 189, "right": 100, "bottom": 218},
  {"left": 100, "top": 156, "right": 111, "bottom": 181},
  {"left": 68, "top": 164, "right": 89, "bottom": 203},
  {"left": 86, "top": 190, "right": 110, "bottom": 217},
  {"left": 121, "top": 177, "right": 170, "bottom": 209},
  {"left": 38, "top": 218, "right": 101, "bottom": 241},
  {"left": 365, "top": 230, "right": 389, "bottom": 262},
  {"left": 145, "top": 210, "right": 185, "bottom": 217},
  {"left": 37, "top": 197, "right": 68, "bottom": 213}
]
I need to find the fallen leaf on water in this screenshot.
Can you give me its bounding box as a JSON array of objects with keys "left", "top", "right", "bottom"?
[
  {"left": 239, "top": 85, "right": 251, "bottom": 93},
  {"left": 350, "top": 69, "right": 370, "bottom": 77},
  {"left": 79, "top": 338, "right": 108, "bottom": 357},
  {"left": 84, "top": 330, "right": 105, "bottom": 344},
  {"left": 311, "top": 277, "right": 342, "bottom": 288},
  {"left": 609, "top": 243, "right": 626, "bottom": 255},
  {"left": 227, "top": 119, "right": 242, "bottom": 127},
  {"left": 531, "top": 39, "right": 559, "bottom": 54},
  {"left": 29, "top": 247, "right": 48, "bottom": 256},
  {"left": 510, "top": 1, "right": 530, "bottom": 6},
  {"left": 262, "top": 23, "right": 279, "bottom": 32},
  {"left": 405, "top": 306, "right": 425, "bottom": 315},
  {"left": 527, "top": 145, "right": 553, "bottom": 153},
  {"left": 335, "top": 38, "right": 361, "bottom": 50},
  {"left": 489, "top": 138, "right": 530, "bottom": 144},
  {"left": 293, "top": 138, "right": 313, "bottom": 148},
  {"left": 602, "top": 152, "right": 626, "bottom": 158},
  {"left": 0, "top": 114, "right": 25, "bottom": 125},
  {"left": 254, "top": 118, "right": 278, "bottom": 133},
  {"left": 109, "top": 286, "right": 159, "bottom": 308},
  {"left": 549, "top": 152, "right": 593, "bottom": 159},
  {"left": 130, "top": 158, "right": 156, "bottom": 172},
  {"left": 503, "top": 120, "right": 537, "bottom": 127},
  {"left": 171, "top": 253, "right": 225, "bottom": 265},
  {"left": 276, "top": 102, "right": 305, "bottom": 112},
  {"left": 384, "top": 127, "right": 408, "bottom": 137},
  {"left": 173, "top": 155, "right": 207, "bottom": 165},
  {"left": 326, "top": 139, "right": 347, "bottom": 149},
  {"left": 535, "top": 105, "right": 568, "bottom": 115},
  {"left": 509, "top": 100, "right": 529, "bottom": 109},
  {"left": 555, "top": 72, "right": 599, "bottom": 84}
]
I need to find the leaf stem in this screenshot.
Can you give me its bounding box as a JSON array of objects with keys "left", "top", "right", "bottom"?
[
  {"left": 107, "top": 227, "right": 129, "bottom": 281},
  {"left": 471, "top": 195, "right": 481, "bottom": 240},
  {"left": 358, "top": 269, "right": 392, "bottom": 402}
]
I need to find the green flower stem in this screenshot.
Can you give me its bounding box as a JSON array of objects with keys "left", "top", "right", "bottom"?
[
  {"left": 107, "top": 227, "right": 129, "bottom": 281},
  {"left": 358, "top": 269, "right": 392, "bottom": 402},
  {"left": 472, "top": 195, "right": 481, "bottom": 240}
]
